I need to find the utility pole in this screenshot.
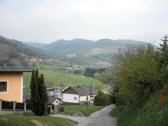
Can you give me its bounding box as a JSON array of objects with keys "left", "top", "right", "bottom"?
[{"left": 89, "top": 83, "right": 92, "bottom": 107}]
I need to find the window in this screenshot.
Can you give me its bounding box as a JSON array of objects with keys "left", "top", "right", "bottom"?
[
  {"left": 0, "top": 81, "right": 7, "bottom": 92},
  {"left": 74, "top": 97, "right": 77, "bottom": 100}
]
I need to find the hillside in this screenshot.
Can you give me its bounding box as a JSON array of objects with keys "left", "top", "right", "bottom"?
[
  {"left": 0, "top": 35, "right": 149, "bottom": 68},
  {"left": 24, "top": 69, "right": 104, "bottom": 93},
  {"left": 112, "top": 90, "right": 168, "bottom": 126},
  {"left": 32, "top": 38, "right": 148, "bottom": 67},
  {"left": 43, "top": 39, "right": 147, "bottom": 57},
  {"left": 0, "top": 36, "right": 46, "bottom": 58}
]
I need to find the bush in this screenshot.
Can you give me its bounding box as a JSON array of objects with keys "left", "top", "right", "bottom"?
[
  {"left": 60, "top": 106, "right": 64, "bottom": 112},
  {"left": 94, "top": 91, "right": 111, "bottom": 106}
]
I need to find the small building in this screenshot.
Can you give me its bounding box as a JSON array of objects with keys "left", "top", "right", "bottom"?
[
  {"left": 47, "top": 87, "right": 62, "bottom": 105},
  {"left": 0, "top": 44, "right": 31, "bottom": 103},
  {"left": 62, "top": 86, "right": 97, "bottom": 104},
  {"left": 47, "top": 87, "right": 62, "bottom": 114}
]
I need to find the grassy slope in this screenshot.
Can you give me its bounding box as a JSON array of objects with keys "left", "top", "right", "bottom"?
[
  {"left": 24, "top": 69, "right": 104, "bottom": 93},
  {"left": 0, "top": 114, "right": 76, "bottom": 126},
  {"left": 112, "top": 91, "right": 168, "bottom": 126},
  {"left": 60, "top": 105, "right": 104, "bottom": 116}
]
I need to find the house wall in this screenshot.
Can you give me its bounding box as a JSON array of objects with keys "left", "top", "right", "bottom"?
[
  {"left": 80, "top": 95, "right": 96, "bottom": 103},
  {"left": 0, "top": 72, "right": 23, "bottom": 103},
  {"left": 80, "top": 96, "right": 88, "bottom": 102},
  {"left": 62, "top": 93, "right": 79, "bottom": 103}
]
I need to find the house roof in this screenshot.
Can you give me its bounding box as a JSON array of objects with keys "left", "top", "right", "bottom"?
[
  {"left": 0, "top": 43, "right": 32, "bottom": 72},
  {"left": 63, "top": 86, "right": 97, "bottom": 96},
  {"left": 48, "top": 96, "right": 61, "bottom": 104}
]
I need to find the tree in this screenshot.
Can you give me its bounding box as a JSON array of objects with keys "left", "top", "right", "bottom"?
[
  {"left": 30, "top": 69, "right": 48, "bottom": 115},
  {"left": 158, "top": 35, "right": 168, "bottom": 85},
  {"left": 94, "top": 91, "right": 111, "bottom": 106},
  {"left": 115, "top": 45, "right": 161, "bottom": 105}
]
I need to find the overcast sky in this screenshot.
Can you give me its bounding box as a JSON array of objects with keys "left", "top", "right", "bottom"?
[{"left": 0, "top": 0, "right": 168, "bottom": 44}]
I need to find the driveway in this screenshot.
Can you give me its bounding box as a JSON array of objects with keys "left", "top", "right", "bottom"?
[{"left": 51, "top": 105, "right": 117, "bottom": 126}]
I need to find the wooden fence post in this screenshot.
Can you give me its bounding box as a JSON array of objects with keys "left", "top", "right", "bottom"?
[
  {"left": 13, "top": 101, "right": 16, "bottom": 112},
  {"left": 0, "top": 101, "right": 2, "bottom": 111},
  {"left": 50, "top": 105, "right": 52, "bottom": 114},
  {"left": 24, "top": 103, "right": 27, "bottom": 112}
]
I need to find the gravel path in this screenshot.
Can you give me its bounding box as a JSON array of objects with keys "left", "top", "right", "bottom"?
[{"left": 51, "top": 105, "right": 117, "bottom": 126}]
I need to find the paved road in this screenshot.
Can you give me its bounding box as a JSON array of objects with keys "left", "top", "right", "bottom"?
[
  {"left": 51, "top": 114, "right": 87, "bottom": 123},
  {"left": 51, "top": 105, "right": 117, "bottom": 126},
  {"left": 76, "top": 105, "right": 117, "bottom": 126}
]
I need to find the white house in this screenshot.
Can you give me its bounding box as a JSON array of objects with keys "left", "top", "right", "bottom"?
[{"left": 62, "top": 86, "right": 97, "bottom": 104}]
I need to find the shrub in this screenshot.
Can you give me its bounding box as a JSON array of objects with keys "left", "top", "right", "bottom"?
[
  {"left": 94, "top": 91, "right": 111, "bottom": 106},
  {"left": 60, "top": 106, "right": 64, "bottom": 112}
]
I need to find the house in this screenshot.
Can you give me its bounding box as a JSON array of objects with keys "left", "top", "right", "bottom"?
[
  {"left": 0, "top": 44, "right": 31, "bottom": 103},
  {"left": 47, "top": 87, "right": 62, "bottom": 114},
  {"left": 47, "top": 87, "right": 62, "bottom": 105},
  {"left": 62, "top": 86, "right": 97, "bottom": 104}
]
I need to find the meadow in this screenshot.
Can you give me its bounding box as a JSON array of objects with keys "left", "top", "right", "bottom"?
[{"left": 24, "top": 69, "right": 104, "bottom": 93}]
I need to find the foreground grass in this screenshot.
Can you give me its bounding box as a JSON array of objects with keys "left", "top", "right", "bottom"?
[
  {"left": 111, "top": 91, "right": 168, "bottom": 126},
  {"left": 60, "top": 105, "right": 104, "bottom": 116},
  {"left": 24, "top": 69, "right": 104, "bottom": 93},
  {"left": 0, "top": 114, "right": 76, "bottom": 126}
]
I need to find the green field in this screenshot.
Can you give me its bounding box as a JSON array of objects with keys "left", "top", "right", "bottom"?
[
  {"left": 0, "top": 114, "right": 76, "bottom": 126},
  {"left": 59, "top": 105, "right": 104, "bottom": 116},
  {"left": 24, "top": 69, "right": 104, "bottom": 93}
]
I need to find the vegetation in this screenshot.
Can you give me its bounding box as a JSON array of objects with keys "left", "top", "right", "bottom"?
[
  {"left": 0, "top": 114, "right": 76, "bottom": 126},
  {"left": 112, "top": 91, "right": 168, "bottom": 126},
  {"left": 24, "top": 69, "right": 104, "bottom": 93},
  {"left": 58, "top": 105, "right": 104, "bottom": 116},
  {"left": 30, "top": 69, "right": 48, "bottom": 116},
  {"left": 83, "top": 68, "right": 105, "bottom": 77},
  {"left": 110, "top": 35, "right": 168, "bottom": 126},
  {"left": 94, "top": 91, "right": 111, "bottom": 106}
]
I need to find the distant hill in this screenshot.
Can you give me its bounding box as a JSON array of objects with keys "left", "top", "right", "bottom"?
[
  {"left": 40, "top": 38, "right": 148, "bottom": 67},
  {"left": 0, "top": 36, "right": 46, "bottom": 58},
  {"left": 25, "top": 42, "right": 47, "bottom": 48},
  {"left": 0, "top": 35, "right": 149, "bottom": 67}
]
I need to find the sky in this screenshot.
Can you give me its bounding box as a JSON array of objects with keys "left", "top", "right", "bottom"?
[{"left": 0, "top": 0, "right": 168, "bottom": 44}]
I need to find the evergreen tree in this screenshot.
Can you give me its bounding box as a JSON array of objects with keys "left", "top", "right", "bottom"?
[
  {"left": 30, "top": 69, "right": 48, "bottom": 116},
  {"left": 38, "top": 74, "right": 48, "bottom": 115},
  {"left": 158, "top": 35, "right": 168, "bottom": 84}
]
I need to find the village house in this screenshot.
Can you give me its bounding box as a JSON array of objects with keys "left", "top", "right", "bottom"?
[
  {"left": 47, "top": 87, "right": 62, "bottom": 106},
  {"left": 62, "top": 86, "right": 97, "bottom": 104},
  {"left": 0, "top": 44, "right": 31, "bottom": 103}
]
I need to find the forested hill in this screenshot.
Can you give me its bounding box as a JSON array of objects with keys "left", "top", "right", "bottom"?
[
  {"left": 41, "top": 39, "right": 147, "bottom": 57},
  {"left": 0, "top": 36, "right": 46, "bottom": 58},
  {"left": 41, "top": 39, "right": 148, "bottom": 67},
  {"left": 0, "top": 35, "right": 149, "bottom": 67}
]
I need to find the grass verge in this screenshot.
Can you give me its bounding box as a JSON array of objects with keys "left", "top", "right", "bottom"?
[
  {"left": 0, "top": 114, "right": 76, "bottom": 126},
  {"left": 59, "top": 105, "right": 104, "bottom": 116}
]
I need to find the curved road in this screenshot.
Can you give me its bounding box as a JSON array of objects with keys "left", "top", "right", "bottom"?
[
  {"left": 76, "top": 105, "right": 117, "bottom": 126},
  {"left": 51, "top": 105, "right": 117, "bottom": 126}
]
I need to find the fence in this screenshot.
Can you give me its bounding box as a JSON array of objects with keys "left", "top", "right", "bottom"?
[{"left": 0, "top": 100, "right": 30, "bottom": 112}]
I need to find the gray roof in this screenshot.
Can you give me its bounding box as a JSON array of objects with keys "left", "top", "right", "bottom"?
[
  {"left": 0, "top": 43, "right": 32, "bottom": 72},
  {"left": 64, "top": 86, "right": 97, "bottom": 96}
]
